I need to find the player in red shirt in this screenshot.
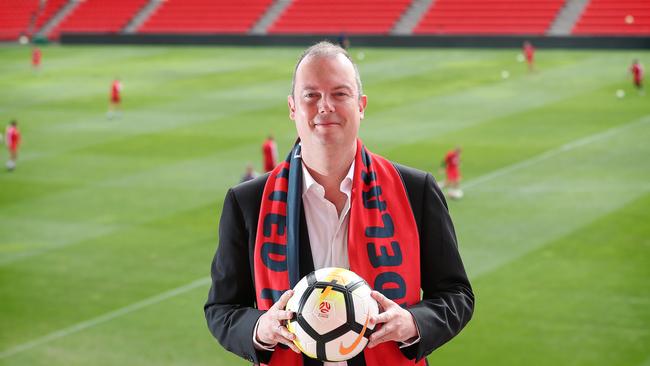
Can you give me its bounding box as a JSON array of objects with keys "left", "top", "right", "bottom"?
[
  {"left": 108, "top": 78, "right": 123, "bottom": 119},
  {"left": 630, "top": 59, "right": 644, "bottom": 95},
  {"left": 440, "top": 147, "right": 463, "bottom": 199},
  {"left": 5, "top": 120, "right": 21, "bottom": 171},
  {"left": 31, "top": 47, "right": 41, "bottom": 71},
  {"left": 262, "top": 135, "right": 278, "bottom": 172},
  {"left": 523, "top": 41, "right": 535, "bottom": 73}
]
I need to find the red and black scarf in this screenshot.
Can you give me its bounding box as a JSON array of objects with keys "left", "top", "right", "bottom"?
[{"left": 254, "top": 139, "right": 424, "bottom": 366}]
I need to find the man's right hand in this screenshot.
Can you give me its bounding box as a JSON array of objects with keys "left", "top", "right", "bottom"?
[{"left": 255, "top": 289, "right": 301, "bottom": 353}]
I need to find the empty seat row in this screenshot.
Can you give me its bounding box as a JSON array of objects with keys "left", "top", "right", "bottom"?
[{"left": 415, "top": 0, "right": 565, "bottom": 35}]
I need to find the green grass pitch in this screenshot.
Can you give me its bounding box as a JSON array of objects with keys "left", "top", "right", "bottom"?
[{"left": 0, "top": 44, "right": 649, "bottom": 365}]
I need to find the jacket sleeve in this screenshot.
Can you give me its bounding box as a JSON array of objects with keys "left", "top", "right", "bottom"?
[
  {"left": 204, "top": 188, "right": 273, "bottom": 364},
  {"left": 400, "top": 173, "right": 475, "bottom": 362}
]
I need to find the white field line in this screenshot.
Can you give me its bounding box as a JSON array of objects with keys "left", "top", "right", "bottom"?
[
  {"left": 464, "top": 115, "right": 650, "bottom": 189},
  {"left": 0, "top": 277, "right": 211, "bottom": 359},
  {"left": 2, "top": 115, "right": 649, "bottom": 359}
]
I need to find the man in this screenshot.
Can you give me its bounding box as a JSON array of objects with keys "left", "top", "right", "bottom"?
[
  {"left": 523, "top": 41, "right": 535, "bottom": 73},
  {"left": 262, "top": 135, "right": 278, "bottom": 172},
  {"left": 439, "top": 147, "right": 463, "bottom": 200},
  {"left": 630, "top": 59, "right": 644, "bottom": 94},
  {"left": 108, "top": 78, "right": 122, "bottom": 119},
  {"left": 5, "top": 120, "right": 21, "bottom": 171},
  {"left": 205, "top": 42, "right": 474, "bottom": 366},
  {"left": 241, "top": 163, "right": 259, "bottom": 183},
  {"left": 337, "top": 33, "right": 350, "bottom": 50},
  {"left": 31, "top": 47, "right": 41, "bottom": 71}
]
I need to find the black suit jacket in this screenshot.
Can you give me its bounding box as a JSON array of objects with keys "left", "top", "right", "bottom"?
[{"left": 205, "top": 163, "right": 474, "bottom": 365}]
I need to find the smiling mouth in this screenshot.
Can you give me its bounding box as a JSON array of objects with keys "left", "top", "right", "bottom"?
[{"left": 314, "top": 121, "right": 341, "bottom": 126}]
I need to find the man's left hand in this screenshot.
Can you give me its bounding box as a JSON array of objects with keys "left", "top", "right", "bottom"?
[{"left": 367, "top": 291, "right": 418, "bottom": 348}]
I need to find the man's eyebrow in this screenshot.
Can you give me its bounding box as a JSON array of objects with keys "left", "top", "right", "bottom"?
[{"left": 301, "top": 84, "right": 353, "bottom": 91}]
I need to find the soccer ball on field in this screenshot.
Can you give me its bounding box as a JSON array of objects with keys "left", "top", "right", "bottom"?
[{"left": 285, "top": 267, "right": 379, "bottom": 362}]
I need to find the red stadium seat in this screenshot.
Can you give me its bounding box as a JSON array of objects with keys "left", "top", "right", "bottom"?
[
  {"left": 49, "top": 0, "right": 149, "bottom": 39},
  {"left": 414, "top": 0, "right": 565, "bottom": 35},
  {"left": 268, "top": 0, "right": 412, "bottom": 35},
  {"left": 572, "top": 0, "right": 650, "bottom": 35},
  {"left": 34, "top": 0, "right": 68, "bottom": 33},
  {"left": 138, "top": 0, "right": 274, "bottom": 34},
  {"left": 0, "top": 0, "right": 39, "bottom": 41}
]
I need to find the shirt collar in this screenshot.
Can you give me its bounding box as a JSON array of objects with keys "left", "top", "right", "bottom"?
[{"left": 302, "top": 159, "right": 355, "bottom": 199}]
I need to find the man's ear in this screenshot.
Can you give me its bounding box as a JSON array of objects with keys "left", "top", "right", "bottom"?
[
  {"left": 288, "top": 95, "right": 296, "bottom": 120},
  {"left": 359, "top": 95, "right": 368, "bottom": 119}
]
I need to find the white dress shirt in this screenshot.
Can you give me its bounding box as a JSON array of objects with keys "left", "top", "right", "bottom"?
[
  {"left": 301, "top": 160, "right": 354, "bottom": 273},
  {"left": 301, "top": 161, "right": 354, "bottom": 366}
]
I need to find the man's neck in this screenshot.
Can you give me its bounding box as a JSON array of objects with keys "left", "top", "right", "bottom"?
[
  {"left": 301, "top": 142, "right": 355, "bottom": 214},
  {"left": 302, "top": 143, "right": 354, "bottom": 186}
]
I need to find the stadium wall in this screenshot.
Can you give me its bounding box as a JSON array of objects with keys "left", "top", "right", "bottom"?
[{"left": 59, "top": 34, "right": 650, "bottom": 49}]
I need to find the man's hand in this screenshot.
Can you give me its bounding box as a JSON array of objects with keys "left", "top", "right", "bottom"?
[
  {"left": 367, "top": 291, "right": 419, "bottom": 349},
  {"left": 255, "top": 289, "right": 300, "bottom": 353}
]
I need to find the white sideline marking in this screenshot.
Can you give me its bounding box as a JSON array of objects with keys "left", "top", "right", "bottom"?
[
  {"left": 464, "top": 115, "right": 650, "bottom": 189},
  {"left": 2, "top": 116, "right": 649, "bottom": 359},
  {"left": 0, "top": 277, "right": 211, "bottom": 359}
]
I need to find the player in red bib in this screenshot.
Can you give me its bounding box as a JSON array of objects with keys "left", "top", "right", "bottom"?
[
  {"left": 262, "top": 135, "right": 278, "bottom": 172},
  {"left": 31, "top": 47, "right": 41, "bottom": 71},
  {"left": 523, "top": 41, "right": 535, "bottom": 73},
  {"left": 440, "top": 147, "right": 463, "bottom": 199},
  {"left": 108, "top": 78, "right": 123, "bottom": 119},
  {"left": 630, "top": 59, "right": 644, "bottom": 95},
  {"left": 5, "top": 120, "right": 21, "bottom": 171}
]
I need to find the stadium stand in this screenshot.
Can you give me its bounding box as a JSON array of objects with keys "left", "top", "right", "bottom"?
[
  {"left": 268, "top": 0, "right": 412, "bottom": 34},
  {"left": 34, "top": 0, "right": 68, "bottom": 34},
  {"left": 414, "top": 0, "right": 566, "bottom": 35},
  {"left": 49, "top": 0, "right": 149, "bottom": 39},
  {"left": 138, "top": 0, "right": 273, "bottom": 34},
  {"left": 0, "top": 0, "right": 40, "bottom": 41},
  {"left": 572, "top": 0, "right": 650, "bottom": 35}
]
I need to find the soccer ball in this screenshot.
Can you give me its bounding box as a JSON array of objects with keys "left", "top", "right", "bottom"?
[
  {"left": 616, "top": 89, "right": 625, "bottom": 99},
  {"left": 285, "top": 267, "right": 379, "bottom": 362}
]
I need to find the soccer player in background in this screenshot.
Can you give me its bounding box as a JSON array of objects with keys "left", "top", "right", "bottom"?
[
  {"left": 241, "top": 163, "right": 259, "bottom": 183},
  {"left": 108, "top": 78, "right": 123, "bottom": 119},
  {"left": 31, "top": 47, "right": 41, "bottom": 71},
  {"left": 630, "top": 59, "right": 644, "bottom": 95},
  {"left": 440, "top": 147, "right": 463, "bottom": 199},
  {"left": 262, "top": 135, "right": 278, "bottom": 172},
  {"left": 337, "top": 33, "right": 350, "bottom": 50},
  {"left": 523, "top": 41, "right": 535, "bottom": 73},
  {"left": 5, "top": 120, "right": 21, "bottom": 171}
]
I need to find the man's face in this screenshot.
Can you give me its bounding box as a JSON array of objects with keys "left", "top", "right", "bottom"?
[{"left": 288, "top": 54, "right": 367, "bottom": 150}]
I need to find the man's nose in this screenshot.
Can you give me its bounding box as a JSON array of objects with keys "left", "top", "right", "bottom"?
[{"left": 318, "top": 95, "right": 335, "bottom": 113}]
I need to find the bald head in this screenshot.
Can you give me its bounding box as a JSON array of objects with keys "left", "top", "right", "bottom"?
[{"left": 291, "top": 41, "right": 363, "bottom": 99}]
